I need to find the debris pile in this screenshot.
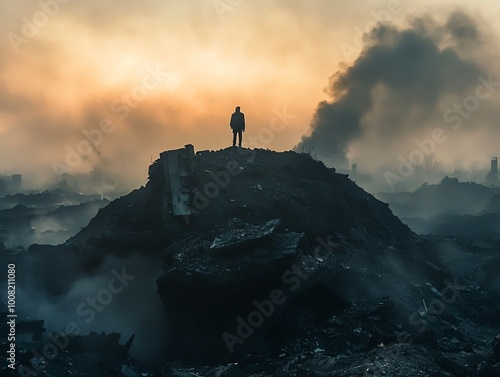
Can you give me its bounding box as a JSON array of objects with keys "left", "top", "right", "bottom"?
[
  {"left": 11, "top": 332, "right": 137, "bottom": 377},
  {"left": 2, "top": 147, "right": 500, "bottom": 376},
  {"left": 68, "top": 147, "right": 413, "bottom": 251}
]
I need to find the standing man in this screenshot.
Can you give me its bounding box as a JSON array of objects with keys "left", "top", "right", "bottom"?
[{"left": 230, "top": 106, "right": 245, "bottom": 147}]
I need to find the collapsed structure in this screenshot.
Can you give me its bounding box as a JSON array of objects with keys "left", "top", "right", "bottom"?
[{"left": 148, "top": 144, "right": 195, "bottom": 218}]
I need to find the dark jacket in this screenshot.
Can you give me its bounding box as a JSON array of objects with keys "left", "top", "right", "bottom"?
[{"left": 230, "top": 112, "right": 245, "bottom": 132}]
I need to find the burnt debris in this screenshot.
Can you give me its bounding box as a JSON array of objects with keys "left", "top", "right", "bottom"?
[{"left": 1, "top": 146, "right": 500, "bottom": 376}]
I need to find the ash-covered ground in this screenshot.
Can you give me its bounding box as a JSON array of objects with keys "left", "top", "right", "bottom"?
[{"left": 1, "top": 147, "right": 500, "bottom": 377}]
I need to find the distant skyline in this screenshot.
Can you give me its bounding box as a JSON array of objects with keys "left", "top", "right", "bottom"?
[{"left": 0, "top": 1, "right": 499, "bottom": 190}]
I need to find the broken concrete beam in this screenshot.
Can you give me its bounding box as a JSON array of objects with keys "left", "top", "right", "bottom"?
[
  {"left": 210, "top": 218, "right": 282, "bottom": 252},
  {"left": 63, "top": 331, "right": 135, "bottom": 360},
  {"left": 155, "top": 145, "right": 195, "bottom": 217},
  {"left": 267, "top": 232, "right": 305, "bottom": 257},
  {"left": 16, "top": 320, "right": 46, "bottom": 335}
]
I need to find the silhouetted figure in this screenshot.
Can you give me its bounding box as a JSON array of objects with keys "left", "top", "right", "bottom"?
[{"left": 230, "top": 106, "right": 245, "bottom": 147}]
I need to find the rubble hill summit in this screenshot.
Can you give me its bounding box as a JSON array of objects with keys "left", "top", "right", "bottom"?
[{"left": 68, "top": 145, "right": 413, "bottom": 251}]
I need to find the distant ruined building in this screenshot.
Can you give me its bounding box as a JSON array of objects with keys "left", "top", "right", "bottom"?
[
  {"left": 486, "top": 157, "right": 498, "bottom": 186},
  {"left": 10, "top": 174, "right": 22, "bottom": 192},
  {"left": 0, "top": 174, "right": 22, "bottom": 195}
]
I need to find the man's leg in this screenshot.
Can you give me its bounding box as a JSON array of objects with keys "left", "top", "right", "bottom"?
[
  {"left": 238, "top": 131, "right": 242, "bottom": 147},
  {"left": 232, "top": 131, "right": 236, "bottom": 147}
]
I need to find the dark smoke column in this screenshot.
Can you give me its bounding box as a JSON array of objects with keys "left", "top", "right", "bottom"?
[{"left": 295, "top": 12, "right": 485, "bottom": 170}]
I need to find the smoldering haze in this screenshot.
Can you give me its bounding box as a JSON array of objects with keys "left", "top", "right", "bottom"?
[
  {"left": 296, "top": 12, "right": 500, "bottom": 185},
  {"left": 2, "top": 3, "right": 500, "bottom": 195},
  {"left": 12, "top": 253, "right": 169, "bottom": 362},
  {"left": 0, "top": 0, "right": 358, "bottom": 191}
]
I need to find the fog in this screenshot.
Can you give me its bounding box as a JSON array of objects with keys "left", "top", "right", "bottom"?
[{"left": 12, "top": 253, "right": 169, "bottom": 362}]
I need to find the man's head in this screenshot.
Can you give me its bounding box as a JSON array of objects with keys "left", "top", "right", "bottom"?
[{"left": 235, "top": 106, "right": 241, "bottom": 112}]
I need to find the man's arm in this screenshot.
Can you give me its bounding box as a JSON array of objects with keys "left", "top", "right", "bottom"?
[{"left": 242, "top": 114, "right": 245, "bottom": 131}]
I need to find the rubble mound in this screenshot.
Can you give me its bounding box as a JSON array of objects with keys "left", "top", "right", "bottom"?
[
  {"left": 378, "top": 176, "right": 498, "bottom": 219},
  {"left": 5, "top": 147, "right": 500, "bottom": 376},
  {"left": 68, "top": 147, "right": 413, "bottom": 251}
]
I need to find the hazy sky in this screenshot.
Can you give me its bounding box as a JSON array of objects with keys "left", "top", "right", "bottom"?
[{"left": 0, "top": 0, "right": 499, "bottom": 189}]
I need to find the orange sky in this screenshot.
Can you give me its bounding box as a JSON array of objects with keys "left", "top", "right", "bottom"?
[{"left": 0, "top": 0, "right": 499, "bottom": 190}]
